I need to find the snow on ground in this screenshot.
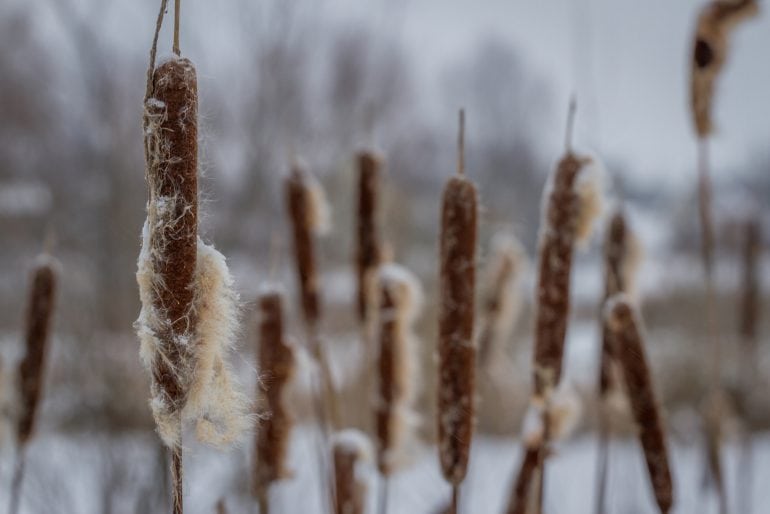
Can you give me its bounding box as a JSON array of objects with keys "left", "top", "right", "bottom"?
[{"left": 2, "top": 427, "right": 769, "bottom": 514}]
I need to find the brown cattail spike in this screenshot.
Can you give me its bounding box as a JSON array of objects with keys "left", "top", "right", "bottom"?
[
  {"left": 355, "top": 151, "right": 382, "bottom": 322},
  {"left": 605, "top": 295, "right": 673, "bottom": 514},
  {"left": 599, "top": 209, "right": 638, "bottom": 397},
  {"left": 332, "top": 430, "right": 371, "bottom": 514},
  {"left": 254, "top": 288, "right": 296, "bottom": 496},
  {"left": 437, "top": 168, "right": 478, "bottom": 484},
  {"left": 142, "top": 57, "right": 199, "bottom": 443},
  {"left": 532, "top": 153, "right": 594, "bottom": 398},
  {"left": 375, "top": 264, "right": 421, "bottom": 476},
  {"left": 17, "top": 257, "right": 57, "bottom": 445},
  {"left": 286, "top": 163, "right": 323, "bottom": 334},
  {"left": 690, "top": 0, "right": 758, "bottom": 137}
]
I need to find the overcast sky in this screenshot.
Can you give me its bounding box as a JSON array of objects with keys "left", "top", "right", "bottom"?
[
  {"left": 320, "top": 0, "right": 770, "bottom": 190},
  {"left": 32, "top": 0, "right": 770, "bottom": 190}
]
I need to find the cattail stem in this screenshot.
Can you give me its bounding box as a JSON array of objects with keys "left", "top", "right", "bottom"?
[
  {"left": 606, "top": 296, "right": 673, "bottom": 514},
  {"left": 451, "top": 485, "right": 460, "bottom": 514},
  {"left": 457, "top": 109, "right": 465, "bottom": 176},
  {"left": 594, "top": 416, "right": 610, "bottom": 514},
  {"left": 437, "top": 111, "right": 478, "bottom": 487},
  {"left": 171, "top": 439, "right": 183, "bottom": 514},
  {"left": 8, "top": 447, "right": 25, "bottom": 514},
  {"left": 378, "top": 475, "right": 390, "bottom": 514},
  {"left": 173, "top": 0, "right": 181, "bottom": 56},
  {"left": 257, "top": 490, "right": 269, "bottom": 514}
]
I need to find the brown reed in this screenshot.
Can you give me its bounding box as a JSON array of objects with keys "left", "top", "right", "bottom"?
[
  {"left": 332, "top": 431, "right": 370, "bottom": 514},
  {"left": 505, "top": 445, "right": 543, "bottom": 514},
  {"left": 286, "top": 165, "right": 321, "bottom": 330},
  {"left": 355, "top": 150, "right": 382, "bottom": 323},
  {"left": 215, "top": 499, "right": 227, "bottom": 514},
  {"left": 254, "top": 288, "right": 296, "bottom": 512},
  {"left": 605, "top": 295, "right": 672, "bottom": 514},
  {"left": 16, "top": 258, "right": 57, "bottom": 445},
  {"left": 599, "top": 208, "right": 638, "bottom": 397},
  {"left": 437, "top": 110, "right": 478, "bottom": 494},
  {"left": 740, "top": 218, "right": 760, "bottom": 350},
  {"left": 532, "top": 153, "right": 591, "bottom": 399},
  {"left": 690, "top": 0, "right": 758, "bottom": 137},
  {"left": 595, "top": 209, "right": 638, "bottom": 514},
  {"left": 143, "top": 55, "right": 198, "bottom": 514},
  {"left": 9, "top": 256, "right": 58, "bottom": 514}
]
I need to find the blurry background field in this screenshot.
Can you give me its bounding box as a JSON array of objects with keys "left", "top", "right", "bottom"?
[{"left": 1, "top": 0, "right": 769, "bottom": 513}]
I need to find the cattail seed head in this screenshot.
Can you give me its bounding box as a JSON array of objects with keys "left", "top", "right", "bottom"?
[
  {"left": 376, "top": 264, "right": 422, "bottom": 475},
  {"left": 138, "top": 57, "right": 199, "bottom": 446},
  {"left": 437, "top": 174, "right": 478, "bottom": 485},
  {"left": 137, "top": 56, "right": 248, "bottom": 448},
  {"left": 355, "top": 151, "right": 382, "bottom": 323},
  {"left": 690, "top": 0, "right": 758, "bottom": 137},
  {"left": 332, "top": 430, "right": 372, "bottom": 514},
  {"left": 605, "top": 294, "right": 673, "bottom": 514},
  {"left": 599, "top": 209, "right": 640, "bottom": 397},
  {"left": 533, "top": 153, "right": 602, "bottom": 399},
  {"left": 254, "top": 287, "right": 296, "bottom": 491},
  {"left": 17, "top": 256, "right": 58, "bottom": 445},
  {"left": 286, "top": 163, "right": 328, "bottom": 333}
]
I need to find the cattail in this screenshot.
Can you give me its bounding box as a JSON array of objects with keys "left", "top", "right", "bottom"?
[
  {"left": 690, "top": 0, "right": 758, "bottom": 137},
  {"left": 595, "top": 208, "right": 639, "bottom": 514},
  {"left": 599, "top": 209, "right": 640, "bottom": 397},
  {"left": 332, "top": 430, "right": 372, "bottom": 514},
  {"left": 8, "top": 255, "right": 58, "bottom": 514},
  {"left": 605, "top": 294, "right": 673, "bottom": 514},
  {"left": 533, "top": 152, "right": 602, "bottom": 399},
  {"left": 16, "top": 256, "right": 57, "bottom": 446},
  {"left": 375, "top": 264, "right": 422, "bottom": 476},
  {"left": 739, "top": 218, "right": 760, "bottom": 346},
  {"left": 254, "top": 287, "right": 296, "bottom": 510},
  {"left": 437, "top": 110, "right": 478, "bottom": 491},
  {"left": 285, "top": 161, "right": 330, "bottom": 336},
  {"left": 215, "top": 499, "right": 227, "bottom": 514},
  {"left": 355, "top": 150, "right": 383, "bottom": 323},
  {"left": 137, "top": 20, "right": 249, "bottom": 513},
  {"left": 505, "top": 445, "right": 542, "bottom": 514},
  {"left": 477, "top": 232, "right": 527, "bottom": 369}
]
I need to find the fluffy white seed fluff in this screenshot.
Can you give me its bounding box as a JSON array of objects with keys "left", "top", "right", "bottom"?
[
  {"left": 574, "top": 154, "right": 605, "bottom": 246},
  {"left": 136, "top": 223, "right": 251, "bottom": 447},
  {"left": 304, "top": 171, "right": 331, "bottom": 236},
  {"left": 521, "top": 383, "right": 582, "bottom": 447}
]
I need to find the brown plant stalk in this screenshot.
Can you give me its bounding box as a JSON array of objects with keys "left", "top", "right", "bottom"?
[
  {"left": 605, "top": 295, "right": 673, "bottom": 514},
  {"left": 254, "top": 288, "right": 296, "bottom": 513},
  {"left": 332, "top": 430, "right": 371, "bottom": 514},
  {"left": 356, "top": 150, "right": 382, "bottom": 323},
  {"left": 9, "top": 256, "right": 58, "bottom": 514},
  {"left": 437, "top": 110, "right": 478, "bottom": 512},
  {"left": 595, "top": 208, "right": 638, "bottom": 514}
]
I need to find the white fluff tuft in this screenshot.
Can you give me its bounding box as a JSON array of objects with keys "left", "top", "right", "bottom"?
[
  {"left": 574, "top": 155, "right": 605, "bottom": 246},
  {"left": 135, "top": 225, "right": 251, "bottom": 448},
  {"left": 186, "top": 238, "right": 252, "bottom": 447},
  {"left": 305, "top": 172, "right": 331, "bottom": 236}
]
